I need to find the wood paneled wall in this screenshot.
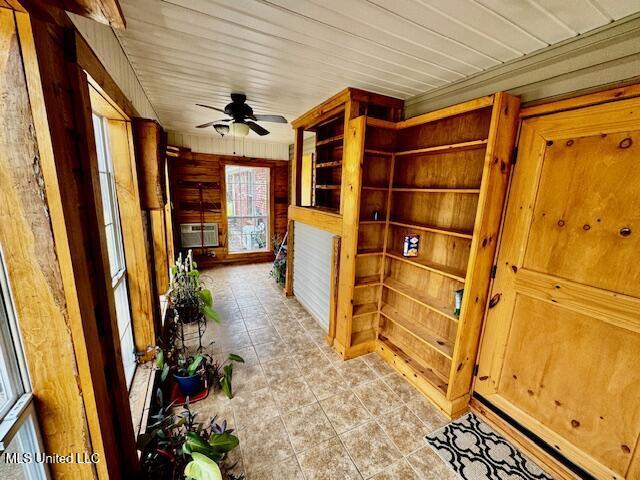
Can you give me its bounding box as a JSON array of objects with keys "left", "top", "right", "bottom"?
[
  {"left": 169, "top": 149, "right": 289, "bottom": 264},
  {"left": 9, "top": 7, "right": 139, "bottom": 478}
]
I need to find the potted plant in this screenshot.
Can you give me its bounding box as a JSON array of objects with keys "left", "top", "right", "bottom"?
[
  {"left": 173, "top": 353, "right": 208, "bottom": 397},
  {"left": 169, "top": 250, "right": 219, "bottom": 325},
  {"left": 157, "top": 348, "right": 244, "bottom": 399},
  {"left": 137, "top": 392, "right": 243, "bottom": 480}
]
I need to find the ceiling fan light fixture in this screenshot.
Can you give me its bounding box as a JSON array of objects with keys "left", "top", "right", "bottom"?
[
  {"left": 229, "top": 121, "right": 250, "bottom": 137},
  {"left": 213, "top": 124, "right": 229, "bottom": 136}
]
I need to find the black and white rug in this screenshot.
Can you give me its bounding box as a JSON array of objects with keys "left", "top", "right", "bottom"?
[{"left": 426, "top": 413, "right": 552, "bottom": 480}]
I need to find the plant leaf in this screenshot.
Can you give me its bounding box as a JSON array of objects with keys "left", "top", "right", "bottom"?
[
  {"left": 220, "top": 375, "right": 232, "bottom": 399},
  {"left": 202, "top": 305, "right": 221, "bottom": 323},
  {"left": 155, "top": 350, "right": 164, "bottom": 369},
  {"left": 184, "top": 432, "right": 214, "bottom": 457},
  {"left": 188, "top": 354, "right": 205, "bottom": 376},
  {"left": 184, "top": 452, "right": 222, "bottom": 480},
  {"left": 197, "top": 288, "right": 213, "bottom": 307},
  {"left": 161, "top": 363, "right": 170, "bottom": 382},
  {"left": 208, "top": 432, "right": 239, "bottom": 454},
  {"left": 227, "top": 353, "right": 244, "bottom": 364}
]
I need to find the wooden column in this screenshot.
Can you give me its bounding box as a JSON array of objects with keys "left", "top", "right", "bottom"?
[
  {"left": 0, "top": 9, "right": 96, "bottom": 478},
  {"left": 335, "top": 116, "right": 366, "bottom": 354},
  {"left": 150, "top": 209, "right": 170, "bottom": 294},
  {"left": 133, "top": 119, "right": 171, "bottom": 294},
  {"left": 17, "top": 11, "right": 138, "bottom": 478}
]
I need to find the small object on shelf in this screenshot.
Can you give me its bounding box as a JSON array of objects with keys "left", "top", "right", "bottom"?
[
  {"left": 454, "top": 289, "right": 464, "bottom": 317},
  {"left": 403, "top": 234, "right": 419, "bottom": 257},
  {"left": 373, "top": 210, "right": 380, "bottom": 221}
]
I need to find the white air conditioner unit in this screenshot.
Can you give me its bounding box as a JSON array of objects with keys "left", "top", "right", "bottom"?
[{"left": 180, "top": 223, "right": 219, "bottom": 248}]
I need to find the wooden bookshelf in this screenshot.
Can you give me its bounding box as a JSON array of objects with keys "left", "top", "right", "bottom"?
[
  {"left": 334, "top": 93, "right": 520, "bottom": 417},
  {"left": 290, "top": 89, "right": 519, "bottom": 418}
]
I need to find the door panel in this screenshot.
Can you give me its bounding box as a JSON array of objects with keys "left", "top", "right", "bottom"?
[{"left": 475, "top": 97, "right": 640, "bottom": 480}]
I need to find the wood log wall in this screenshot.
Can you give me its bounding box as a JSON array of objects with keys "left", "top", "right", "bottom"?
[{"left": 169, "top": 149, "right": 289, "bottom": 265}]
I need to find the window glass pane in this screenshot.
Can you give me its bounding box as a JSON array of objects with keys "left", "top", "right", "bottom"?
[
  {"left": 0, "top": 415, "right": 48, "bottom": 480},
  {"left": 99, "top": 173, "right": 112, "bottom": 226},
  {"left": 105, "top": 224, "right": 119, "bottom": 279},
  {"left": 0, "top": 275, "right": 22, "bottom": 420},
  {"left": 92, "top": 114, "right": 107, "bottom": 173},
  {"left": 225, "top": 166, "right": 269, "bottom": 253}
]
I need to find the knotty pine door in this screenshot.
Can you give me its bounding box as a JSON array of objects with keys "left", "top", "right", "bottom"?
[{"left": 474, "top": 96, "right": 640, "bottom": 480}]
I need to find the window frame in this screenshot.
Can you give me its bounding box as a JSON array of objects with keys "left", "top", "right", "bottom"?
[
  {"left": 225, "top": 164, "right": 271, "bottom": 254},
  {"left": 92, "top": 112, "right": 137, "bottom": 388},
  {"left": 0, "top": 247, "right": 50, "bottom": 479}
]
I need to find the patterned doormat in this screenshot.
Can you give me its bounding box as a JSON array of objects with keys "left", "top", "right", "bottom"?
[{"left": 426, "top": 413, "right": 552, "bottom": 480}]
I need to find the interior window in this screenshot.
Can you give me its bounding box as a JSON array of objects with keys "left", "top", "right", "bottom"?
[
  {"left": 225, "top": 165, "right": 270, "bottom": 253},
  {"left": 92, "top": 113, "right": 137, "bottom": 388},
  {"left": 0, "top": 251, "right": 49, "bottom": 479}
]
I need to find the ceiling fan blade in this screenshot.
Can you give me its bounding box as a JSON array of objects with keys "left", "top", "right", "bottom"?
[
  {"left": 196, "top": 103, "right": 226, "bottom": 113},
  {"left": 195, "top": 121, "right": 217, "bottom": 128},
  {"left": 254, "top": 114, "right": 288, "bottom": 124},
  {"left": 246, "top": 121, "right": 270, "bottom": 136}
]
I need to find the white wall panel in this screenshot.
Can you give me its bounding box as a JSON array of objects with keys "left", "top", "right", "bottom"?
[
  {"left": 292, "top": 222, "right": 333, "bottom": 331},
  {"left": 69, "top": 13, "right": 157, "bottom": 120},
  {"left": 167, "top": 131, "right": 289, "bottom": 160}
]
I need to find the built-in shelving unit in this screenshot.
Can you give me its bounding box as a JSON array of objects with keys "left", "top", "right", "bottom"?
[
  {"left": 289, "top": 89, "right": 519, "bottom": 419},
  {"left": 335, "top": 93, "right": 520, "bottom": 417}
]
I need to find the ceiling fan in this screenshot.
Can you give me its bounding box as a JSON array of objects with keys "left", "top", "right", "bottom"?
[{"left": 195, "top": 93, "right": 287, "bottom": 137}]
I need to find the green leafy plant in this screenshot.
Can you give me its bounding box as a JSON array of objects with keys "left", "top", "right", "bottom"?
[
  {"left": 270, "top": 235, "right": 287, "bottom": 287},
  {"left": 156, "top": 348, "right": 244, "bottom": 398},
  {"left": 169, "top": 250, "right": 220, "bottom": 324},
  {"left": 138, "top": 393, "right": 243, "bottom": 480}
]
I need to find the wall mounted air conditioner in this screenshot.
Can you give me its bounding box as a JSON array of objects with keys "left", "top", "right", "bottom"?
[{"left": 180, "top": 223, "right": 219, "bottom": 248}]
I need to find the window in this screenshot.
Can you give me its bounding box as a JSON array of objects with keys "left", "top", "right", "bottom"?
[
  {"left": 225, "top": 165, "right": 270, "bottom": 253},
  {"left": 0, "top": 250, "right": 49, "bottom": 480},
  {"left": 93, "top": 113, "right": 136, "bottom": 388}
]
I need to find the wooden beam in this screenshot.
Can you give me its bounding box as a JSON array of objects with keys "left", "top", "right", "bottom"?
[
  {"left": 520, "top": 82, "right": 640, "bottom": 118},
  {"left": 34, "top": 0, "right": 125, "bottom": 28},
  {"left": 287, "top": 206, "right": 342, "bottom": 235},
  {"left": 19, "top": 11, "right": 138, "bottom": 477},
  {"left": 326, "top": 235, "right": 341, "bottom": 344},
  {"left": 0, "top": 9, "right": 96, "bottom": 478},
  {"left": 335, "top": 116, "right": 366, "bottom": 353},
  {"left": 132, "top": 119, "right": 166, "bottom": 210},
  {"left": 291, "top": 127, "right": 303, "bottom": 206},
  {"left": 284, "top": 219, "right": 294, "bottom": 296}
]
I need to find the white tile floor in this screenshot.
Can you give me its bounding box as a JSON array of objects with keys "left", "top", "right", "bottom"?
[{"left": 187, "top": 262, "right": 456, "bottom": 479}]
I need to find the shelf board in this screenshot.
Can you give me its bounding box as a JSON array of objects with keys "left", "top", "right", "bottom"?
[
  {"left": 380, "top": 304, "right": 453, "bottom": 359},
  {"left": 316, "top": 134, "right": 344, "bottom": 147},
  {"left": 315, "top": 161, "right": 342, "bottom": 169},
  {"left": 356, "top": 248, "right": 384, "bottom": 257},
  {"left": 395, "top": 139, "right": 488, "bottom": 157},
  {"left": 315, "top": 184, "right": 341, "bottom": 190},
  {"left": 364, "top": 148, "right": 393, "bottom": 156},
  {"left": 378, "top": 336, "right": 449, "bottom": 395},
  {"left": 383, "top": 277, "right": 458, "bottom": 322},
  {"left": 362, "top": 186, "right": 389, "bottom": 191},
  {"left": 386, "top": 252, "right": 466, "bottom": 283},
  {"left": 354, "top": 275, "right": 380, "bottom": 288},
  {"left": 392, "top": 187, "right": 480, "bottom": 194},
  {"left": 359, "top": 220, "right": 385, "bottom": 225},
  {"left": 388, "top": 220, "right": 473, "bottom": 240},
  {"left": 353, "top": 303, "right": 378, "bottom": 318}
]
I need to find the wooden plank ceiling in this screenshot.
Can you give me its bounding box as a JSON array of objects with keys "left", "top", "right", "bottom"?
[{"left": 116, "top": 0, "right": 639, "bottom": 143}]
